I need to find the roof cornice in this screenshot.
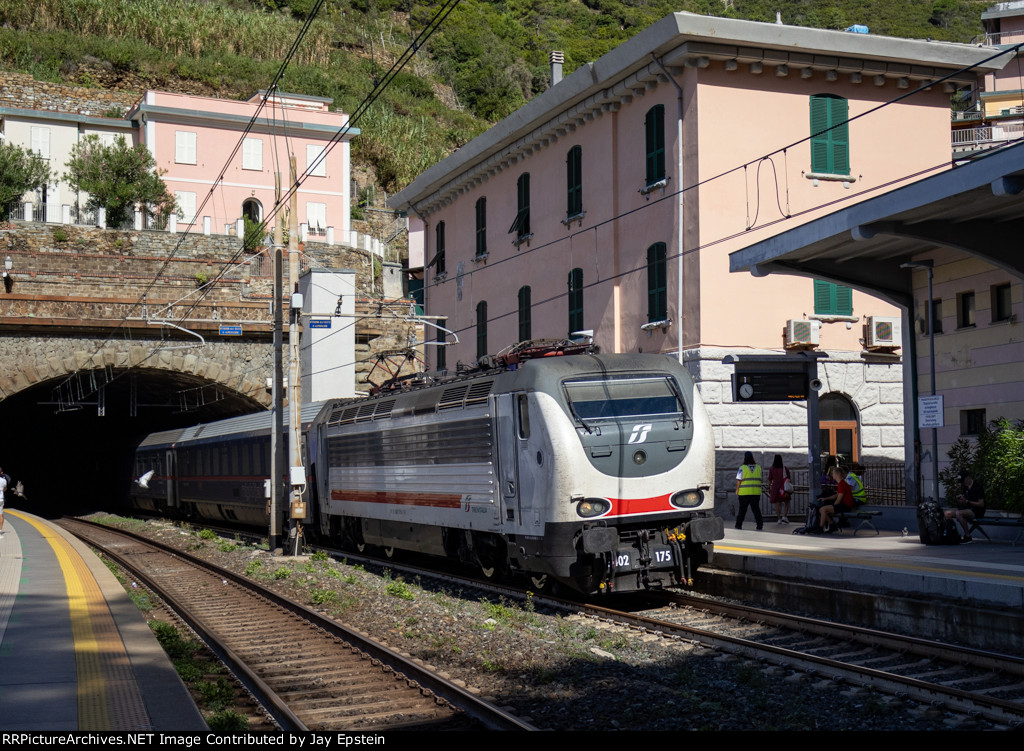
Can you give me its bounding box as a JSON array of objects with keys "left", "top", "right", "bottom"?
[{"left": 390, "top": 11, "right": 1009, "bottom": 215}]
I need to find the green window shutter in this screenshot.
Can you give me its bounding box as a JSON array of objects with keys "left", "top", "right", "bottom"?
[
  {"left": 567, "top": 145, "right": 582, "bottom": 217},
  {"left": 645, "top": 105, "right": 665, "bottom": 185},
  {"left": 834, "top": 284, "right": 853, "bottom": 315},
  {"left": 476, "top": 301, "right": 488, "bottom": 358},
  {"left": 810, "top": 95, "right": 850, "bottom": 176},
  {"left": 647, "top": 242, "right": 667, "bottom": 322},
  {"left": 568, "top": 267, "right": 584, "bottom": 335},
  {"left": 814, "top": 280, "right": 853, "bottom": 315},
  {"left": 518, "top": 286, "right": 532, "bottom": 341},
  {"left": 475, "top": 197, "right": 486, "bottom": 257}
]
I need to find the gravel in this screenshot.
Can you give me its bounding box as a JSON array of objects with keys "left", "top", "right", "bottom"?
[{"left": 104, "top": 516, "right": 985, "bottom": 732}]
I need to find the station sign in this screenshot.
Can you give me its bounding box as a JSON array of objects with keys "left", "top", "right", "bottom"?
[
  {"left": 309, "top": 319, "right": 332, "bottom": 329},
  {"left": 918, "top": 394, "right": 944, "bottom": 428},
  {"left": 732, "top": 370, "right": 809, "bottom": 402},
  {"left": 219, "top": 325, "right": 242, "bottom": 336}
]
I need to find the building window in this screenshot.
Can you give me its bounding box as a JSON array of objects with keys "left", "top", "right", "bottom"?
[
  {"left": 809, "top": 95, "right": 850, "bottom": 176},
  {"left": 175, "top": 131, "right": 197, "bottom": 165},
  {"left": 957, "top": 291, "right": 975, "bottom": 328},
  {"left": 647, "top": 242, "right": 668, "bottom": 323},
  {"left": 568, "top": 267, "right": 584, "bottom": 335},
  {"left": 476, "top": 301, "right": 488, "bottom": 359},
  {"left": 509, "top": 173, "right": 530, "bottom": 240},
  {"left": 960, "top": 408, "right": 986, "bottom": 436},
  {"left": 992, "top": 283, "right": 1012, "bottom": 323},
  {"left": 645, "top": 105, "right": 665, "bottom": 186},
  {"left": 30, "top": 126, "right": 50, "bottom": 159},
  {"left": 475, "top": 197, "right": 487, "bottom": 257},
  {"left": 518, "top": 286, "right": 532, "bottom": 342},
  {"left": 566, "top": 145, "right": 582, "bottom": 217},
  {"left": 306, "top": 202, "right": 326, "bottom": 234},
  {"left": 306, "top": 144, "right": 326, "bottom": 177},
  {"left": 431, "top": 221, "right": 446, "bottom": 277},
  {"left": 242, "top": 138, "right": 263, "bottom": 170},
  {"left": 813, "top": 280, "right": 853, "bottom": 316},
  {"left": 174, "top": 191, "right": 197, "bottom": 224},
  {"left": 436, "top": 318, "right": 447, "bottom": 371},
  {"left": 926, "top": 298, "right": 943, "bottom": 335}
]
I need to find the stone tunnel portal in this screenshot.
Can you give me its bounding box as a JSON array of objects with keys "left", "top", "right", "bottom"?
[{"left": 2, "top": 368, "right": 266, "bottom": 516}]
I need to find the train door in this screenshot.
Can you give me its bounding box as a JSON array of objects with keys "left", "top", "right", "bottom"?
[
  {"left": 165, "top": 450, "right": 178, "bottom": 510},
  {"left": 495, "top": 394, "right": 520, "bottom": 526}
]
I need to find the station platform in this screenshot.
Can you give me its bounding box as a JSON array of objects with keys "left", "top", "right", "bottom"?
[
  {"left": 703, "top": 520, "right": 1024, "bottom": 653},
  {"left": 0, "top": 509, "right": 207, "bottom": 731}
]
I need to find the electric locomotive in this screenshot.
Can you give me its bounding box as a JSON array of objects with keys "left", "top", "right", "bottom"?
[
  {"left": 129, "top": 349, "right": 723, "bottom": 594},
  {"left": 317, "top": 350, "right": 722, "bottom": 593}
]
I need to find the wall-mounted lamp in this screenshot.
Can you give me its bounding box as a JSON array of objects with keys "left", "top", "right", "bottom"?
[{"left": 3, "top": 255, "right": 12, "bottom": 293}]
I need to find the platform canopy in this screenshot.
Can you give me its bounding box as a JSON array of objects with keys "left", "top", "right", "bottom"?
[{"left": 728, "top": 142, "right": 1024, "bottom": 305}]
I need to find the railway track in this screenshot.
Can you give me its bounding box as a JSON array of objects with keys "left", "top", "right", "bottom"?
[
  {"left": 318, "top": 546, "right": 1024, "bottom": 727},
  {"left": 570, "top": 590, "right": 1024, "bottom": 728},
  {"left": 59, "top": 518, "right": 533, "bottom": 732}
]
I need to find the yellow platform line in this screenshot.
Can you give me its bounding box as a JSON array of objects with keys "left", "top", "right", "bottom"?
[
  {"left": 717, "top": 542, "right": 1024, "bottom": 583},
  {"left": 10, "top": 512, "right": 150, "bottom": 730}
]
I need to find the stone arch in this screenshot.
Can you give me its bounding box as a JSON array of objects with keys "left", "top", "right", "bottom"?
[{"left": 0, "top": 335, "right": 272, "bottom": 408}]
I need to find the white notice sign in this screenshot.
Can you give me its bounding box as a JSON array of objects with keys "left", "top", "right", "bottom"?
[{"left": 919, "top": 394, "right": 944, "bottom": 429}]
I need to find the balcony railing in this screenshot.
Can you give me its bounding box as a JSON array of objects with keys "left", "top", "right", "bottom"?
[
  {"left": 951, "top": 121, "right": 1024, "bottom": 151},
  {"left": 984, "top": 30, "right": 1024, "bottom": 46}
]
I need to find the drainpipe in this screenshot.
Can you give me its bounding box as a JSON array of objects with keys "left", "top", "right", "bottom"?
[{"left": 651, "top": 55, "right": 685, "bottom": 365}]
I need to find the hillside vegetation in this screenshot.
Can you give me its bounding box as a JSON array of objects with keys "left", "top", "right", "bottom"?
[{"left": 0, "top": 0, "right": 990, "bottom": 194}]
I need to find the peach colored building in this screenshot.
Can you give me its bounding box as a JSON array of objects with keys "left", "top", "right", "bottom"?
[
  {"left": 952, "top": 2, "right": 1024, "bottom": 156},
  {"left": 128, "top": 90, "right": 355, "bottom": 240},
  {"left": 391, "top": 12, "right": 1002, "bottom": 498}
]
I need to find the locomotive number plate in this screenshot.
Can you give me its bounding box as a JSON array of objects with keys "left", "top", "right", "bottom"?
[{"left": 614, "top": 547, "right": 674, "bottom": 570}]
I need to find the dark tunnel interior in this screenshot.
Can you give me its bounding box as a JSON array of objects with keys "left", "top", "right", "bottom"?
[{"left": 3, "top": 368, "right": 263, "bottom": 518}]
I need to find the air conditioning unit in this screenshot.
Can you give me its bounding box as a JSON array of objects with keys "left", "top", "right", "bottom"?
[
  {"left": 866, "top": 316, "right": 902, "bottom": 349},
  {"left": 784, "top": 319, "right": 820, "bottom": 349}
]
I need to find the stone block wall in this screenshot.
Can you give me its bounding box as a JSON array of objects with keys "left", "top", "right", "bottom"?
[
  {"left": 684, "top": 346, "right": 905, "bottom": 506},
  {"left": 0, "top": 223, "right": 423, "bottom": 396},
  {"left": 0, "top": 71, "right": 140, "bottom": 117}
]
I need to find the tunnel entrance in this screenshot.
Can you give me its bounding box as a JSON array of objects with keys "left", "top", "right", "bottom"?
[{"left": 2, "top": 368, "right": 264, "bottom": 517}]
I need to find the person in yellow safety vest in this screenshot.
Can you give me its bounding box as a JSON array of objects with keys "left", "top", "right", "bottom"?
[
  {"left": 846, "top": 469, "right": 867, "bottom": 505},
  {"left": 734, "top": 451, "right": 764, "bottom": 530}
]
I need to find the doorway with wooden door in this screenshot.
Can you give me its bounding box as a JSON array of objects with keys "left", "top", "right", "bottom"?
[{"left": 819, "top": 392, "right": 859, "bottom": 465}]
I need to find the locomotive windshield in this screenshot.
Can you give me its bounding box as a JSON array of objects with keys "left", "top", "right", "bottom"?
[{"left": 563, "top": 376, "right": 686, "bottom": 420}]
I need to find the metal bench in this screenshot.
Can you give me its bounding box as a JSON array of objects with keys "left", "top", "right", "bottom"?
[
  {"left": 836, "top": 508, "right": 882, "bottom": 536},
  {"left": 967, "top": 516, "right": 1024, "bottom": 545}
]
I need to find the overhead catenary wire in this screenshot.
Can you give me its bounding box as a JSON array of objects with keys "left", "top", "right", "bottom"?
[
  {"left": 50, "top": 0, "right": 464, "bottom": 408},
  {"left": 50, "top": 20, "right": 1024, "bottom": 400}
]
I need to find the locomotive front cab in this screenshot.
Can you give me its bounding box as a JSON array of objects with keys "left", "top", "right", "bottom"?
[{"left": 530, "top": 358, "right": 722, "bottom": 593}]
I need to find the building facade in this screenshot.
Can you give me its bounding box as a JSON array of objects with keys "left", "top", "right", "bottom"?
[
  {"left": 128, "top": 90, "right": 354, "bottom": 241},
  {"left": 391, "top": 12, "right": 1001, "bottom": 498}
]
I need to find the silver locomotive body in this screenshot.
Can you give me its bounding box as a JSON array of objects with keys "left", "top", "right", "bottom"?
[{"left": 318, "top": 353, "right": 722, "bottom": 593}]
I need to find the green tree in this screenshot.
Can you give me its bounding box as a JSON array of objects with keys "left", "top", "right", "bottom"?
[
  {"left": 63, "top": 135, "right": 175, "bottom": 228},
  {"left": 0, "top": 141, "right": 51, "bottom": 220}
]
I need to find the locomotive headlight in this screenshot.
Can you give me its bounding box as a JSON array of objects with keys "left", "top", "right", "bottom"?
[
  {"left": 670, "top": 489, "right": 704, "bottom": 508},
  {"left": 576, "top": 498, "right": 611, "bottom": 518},
  {"left": 632, "top": 450, "right": 647, "bottom": 465}
]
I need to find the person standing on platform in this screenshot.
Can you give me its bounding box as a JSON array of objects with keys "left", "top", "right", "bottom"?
[
  {"left": 735, "top": 451, "right": 764, "bottom": 531},
  {"left": 767, "top": 454, "right": 792, "bottom": 524},
  {"left": 0, "top": 465, "right": 7, "bottom": 537}
]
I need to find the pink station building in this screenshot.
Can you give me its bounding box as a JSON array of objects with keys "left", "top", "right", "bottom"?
[
  {"left": 127, "top": 90, "right": 355, "bottom": 242},
  {"left": 390, "top": 12, "right": 1003, "bottom": 499}
]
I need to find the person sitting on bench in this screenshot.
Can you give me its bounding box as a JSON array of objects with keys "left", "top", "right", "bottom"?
[{"left": 819, "top": 466, "right": 854, "bottom": 533}]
